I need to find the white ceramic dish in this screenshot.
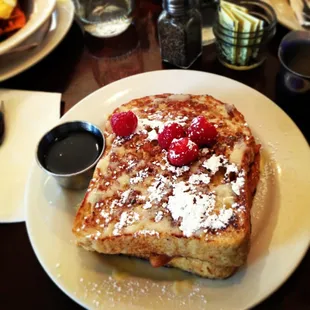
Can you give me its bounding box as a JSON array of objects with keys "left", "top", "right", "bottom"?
[
  {"left": 0, "top": 0, "right": 56, "bottom": 56},
  {"left": 0, "top": 0, "right": 74, "bottom": 82},
  {"left": 26, "top": 70, "right": 310, "bottom": 310},
  {"left": 265, "top": 0, "right": 308, "bottom": 30}
]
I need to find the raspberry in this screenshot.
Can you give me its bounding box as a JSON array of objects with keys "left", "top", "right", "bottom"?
[
  {"left": 158, "top": 123, "right": 186, "bottom": 150},
  {"left": 168, "top": 137, "right": 199, "bottom": 166},
  {"left": 111, "top": 111, "right": 138, "bottom": 136},
  {"left": 187, "top": 116, "right": 218, "bottom": 147}
]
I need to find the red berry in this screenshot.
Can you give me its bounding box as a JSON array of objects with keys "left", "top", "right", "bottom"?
[
  {"left": 111, "top": 111, "right": 138, "bottom": 136},
  {"left": 187, "top": 116, "right": 218, "bottom": 147},
  {"left": 168, "top": 137, "right": 199, "bottom": 166},
  {"left": 158, "top": 123, "right": 186, "bottom": 150}
]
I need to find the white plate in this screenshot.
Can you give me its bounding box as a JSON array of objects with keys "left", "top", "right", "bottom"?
[
  {"left": 265, "top": 0, "right": 308, "bottom": 30},
  {"left": 26, "top": 70, "right": 310, "bottom": 310},
  {"left": 0, "top": 0, "right": 56, "bottom": 55},
  {"left": 0, "top": 0, "right": 74, "bottom": 82}
]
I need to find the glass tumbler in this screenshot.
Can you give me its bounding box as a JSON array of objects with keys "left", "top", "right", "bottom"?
[
  {"left": 85, "top": 25, "right": 144, "bottom": 86},
  {"left": 73, "top": 0, "right": 134, "bottom": 38}
]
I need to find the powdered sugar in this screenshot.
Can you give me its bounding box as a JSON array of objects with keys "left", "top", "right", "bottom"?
[
  {"left": 187, "top": 139, "right": 197, "bottom": 150},
  {"left": 113, "top": 134, "right": 134, "bottom": 146},
  {"left": 202, "top": 155, "right": 227, "bottom": 174},
  {"left": 167, "top": 164, "right": 190, "bottom": 177},
  {"left": 201, "top": 148, "right": 209, "bottom": 155},
  {"left": 148, "top": 112, "right": 164, "bottom": 120},
  {"left": 155, "top": 211, "right": 164, "bottom": 222},
  {"left": 100, "top": 209, "right": 111, "bottom": 224},
  {"left": 147, "top": 175, "right": 171, "bottom": 204},
  {"left": 127, "top": 160, "right": 136, "bottom": 169},
  {"left": 166, "top": 181, "right": 228, "bottom": 237},
  {"left": 202, "top": 155, "right": 245, "bottom": 196},
  {"left": 136, "top": 116, "right": 189, "bottom": 143},
  {"left": 142, "top": 153, "right": 242, "bottom": 236},
  {"left": 225, "top": 163, "right": 239, "bottom": 177},
  {"left": 143, "top": 201, "right": 152, "bottom": 210},
  {"left": 138, "top": 118, "right": 164, "bottom": 132},
  {"left": 166, "top": 115, "right": 189, "bottom": 127},
  {"left": 120, "top": 189, "right": 131, "bottom": 204},
  {"left": 134, "top": 230, "right": 159, "bottom": 237},
  {"left": 169, "top": 149, "right": 180, "bottom": 159},
  {"left": 232, "top": 203, "right": 239, "bottom": 208},
  {"left": 78, "top": 273, "right": 207, "bottom": 309},
  {"left": 188, "top": 174, "right": 210, "bottom": 185},
  {"left": 147, "top": 129, "right": 158, "bottom": 141},
  {"left": 231, "top": 170, "right": 245, "bottom": 196},
  {"left": 202, "top": 207, "right": 234, "bottom": 230},
  {"left": 113, "top": 211, "right": 139, "bottom": 236},
  {"left": 137, "top": 195, "right": 146, "bottom": 201},
  {"left": 161, "top": 152, "right": 190, "bottom": 176},
  {"left": 130, "top": 169, "right": 149, "bottom": 184}
]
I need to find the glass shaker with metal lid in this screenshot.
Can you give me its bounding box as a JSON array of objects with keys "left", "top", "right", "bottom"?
[{"left": 157, "top": 0, "right": 202, "bottom": 68}]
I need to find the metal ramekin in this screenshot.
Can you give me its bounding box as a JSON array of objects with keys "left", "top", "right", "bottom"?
[{"left": 36, "top": 121, "right": 105, "bottom": 190}]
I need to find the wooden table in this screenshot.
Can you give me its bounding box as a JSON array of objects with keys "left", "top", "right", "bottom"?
[{"left": 1, "top": 2, "right": 309, "bottom": 309}]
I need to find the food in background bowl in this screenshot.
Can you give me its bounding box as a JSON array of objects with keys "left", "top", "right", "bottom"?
[
  {"left": 0, "top": 0, "right": 26, "bottom": 40},
  {"left": 0, "top": 0, "right": 56, "bottom": 56}
]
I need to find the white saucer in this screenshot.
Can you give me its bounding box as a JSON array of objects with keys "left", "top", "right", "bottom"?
[{"left": 0, "top": 0, "right": 74, "bottom": 82}]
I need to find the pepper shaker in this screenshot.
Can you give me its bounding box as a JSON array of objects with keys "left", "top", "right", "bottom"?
[{"left": 158, "top": 0, "right": 202, "bottom": 68}]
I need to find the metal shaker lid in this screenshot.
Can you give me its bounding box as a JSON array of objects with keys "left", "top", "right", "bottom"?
[{"left": 163, "top": 0, "right": 192, "bottom": 15}]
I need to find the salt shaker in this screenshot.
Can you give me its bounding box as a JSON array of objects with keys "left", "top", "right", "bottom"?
[{"left": 158, "top": 0, "right": 202, "bottom": 68}]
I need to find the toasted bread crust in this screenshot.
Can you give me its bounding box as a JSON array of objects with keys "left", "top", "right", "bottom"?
[
  {"left": 135, "top": 254, "right": 237, "bottom": 279},
  {"left": 73, "top": 94, "right": 260, "bottom": 273},
  {"left": 168, "top": 257, "right": 237, "bottom": 279},
  {"left": 75, "top": 230, "right": 250, "bottom": 266}
]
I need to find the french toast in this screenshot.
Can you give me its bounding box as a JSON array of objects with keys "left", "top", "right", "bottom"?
[{"left": 73, "top": 94, "right": 260, "bottom": 277}]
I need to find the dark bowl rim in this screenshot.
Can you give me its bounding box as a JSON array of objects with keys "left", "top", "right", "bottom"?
[{"left": 278, "top": 30, "right": 310, "bottom": 79}]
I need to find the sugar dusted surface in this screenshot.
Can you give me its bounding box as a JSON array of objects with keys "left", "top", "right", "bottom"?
[
  {"left": 76, "top": 272, "right": 207, "bottom": 309},
  {"left": 74, "top": 94, "right": 260, "bottom": 241}
]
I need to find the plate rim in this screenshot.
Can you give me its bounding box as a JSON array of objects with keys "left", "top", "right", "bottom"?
[{"left": 25, "top": 70, "right": 310, "bottom": 310}]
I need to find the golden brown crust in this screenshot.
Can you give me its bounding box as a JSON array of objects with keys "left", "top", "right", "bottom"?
[
  {"left": 135, "top": 254, "right": 237, "bottom": 279},
  {"left": 75, "top": 232, "right": 250, "bottom": 266},
  {"left": 72, "top": 93, "right": 261, "bottom": 270},
  {"left": 168, "top": 257, "right": 237, "bottom": 279}
]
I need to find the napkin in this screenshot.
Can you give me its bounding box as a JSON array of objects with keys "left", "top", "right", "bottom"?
[
  {"left": 289, "top": 0, "right": 310, "bottom": 27},
  {"left": 0, "top": 89, "right": 61, "bottom": 223}
]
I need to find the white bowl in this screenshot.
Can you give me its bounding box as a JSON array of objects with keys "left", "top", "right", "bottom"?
[{"left": 0, "top": 0, "right": 56, "bottom": 56}]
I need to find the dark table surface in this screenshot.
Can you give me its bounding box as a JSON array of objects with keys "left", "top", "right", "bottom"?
[{"left": 0, "top": 1, "right": 309, "bottom": 309}]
